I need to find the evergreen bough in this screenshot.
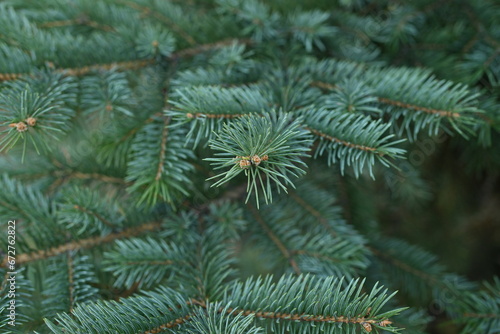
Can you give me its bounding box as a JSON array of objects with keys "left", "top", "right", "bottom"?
[{"left": 0, "top": 0, "right": 499, "bottom": 333}]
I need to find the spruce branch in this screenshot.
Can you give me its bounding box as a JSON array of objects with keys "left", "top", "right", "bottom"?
[
  {"left": 102, "top": 209, "right": 238, "bottom": 300},
  {"left": 113, "top": 0, "right": 197, "bottom": 46},
  {"left": 368, "top": 237, "right": 477, "bottom": 310},
  {"left": 224, "top": 274, "right": 406, "bottom": 333},
  {"left": 0, "top": 74, "right": 77, "bottom": 158},
  {"left": 308, "top": 59, "right": 485, "bottom": 139},
  {"left": 59, "top": 171, "right": 128, "bottom": 185},
  {"left": 0, "top": 1, "right": 498, "bottom": 333},
  {"left": 124, "top": 22, "right": 176, "bottom": 59},
  {"left": 103, "top": 237, "right": 181, "bottom": 289},
  {"left": 45, "top": 287, "right": 192, "bottom": 334},
  {"left": 0, "top": 269, "right": 36, "bottom": 327},
  {"left": 43, "top": 252, "right": 98, "bottom": 316},
  {"left": 216, "top": 0, "right": 281, "bottom": 42},
  {"left": 177, "top": 302, "right": 263, "bottom": 334},
  {"left": 0, "top": 72, "right": 23, "bottom": 81},
  {"left": 54, "top": 59, "right": 155, "bottom": 77},
  {"left": 80, "top": 70, "right": 135, "bottom": 118},
  {"left": 172, "top": 45, "right": 261, "bottom": 88},
  {"left": 71, "top": 204, "right": 115, "bottom": 229},
  {"left": 0, "top": 4, "right": 50, "bottom": 60},
  {"left": 172, "top": 38, "right": 253, "bottom": 59},
  {"left": 0, "top": 44, "right": 33, "bottom": 76},
  {"left": 457, "top": 277, "right": 500, "bottom": 333},
  {"left": 303, "top": 108, "right": 406, "bottom": 178},
  {"left": 279, "top": 180, "right": 367, "bottom": 247},
  {"left": 208, "top": 42, "right": 254, "bottom": 73},
  {"left": 248, "top": 203, "right": 301, "bottom": 275},
  {"left": 45, "top": 275, "right": 406, "bottom": 334},
  {"left": 168, "top": 85, "right": 271, "bottom": 146},
  {"left": 38, "top": 17, "right": 114, "bottom": 31},
  {"left": 287, "top": 10, "right": 337, "bottom": 52},
  {"left": 1, "top": 222, "right": 161, "bottom": 267},
  {"left": 369, "top": 237, "right": 500, "bottom": 333},
  {"left": 180, "top": 230, "right": 238, "bottom": 301},
  {"left": 0, "top": 39, "right": 250, "bottom": 82},
  {"left": 67, "top": 252, "right": 75, "bottom": 313},
  {"left": 320, "top": 78, "right": 381, "bottom": 114},
  {"left": 249, "top": 190, "right": 369, "bottom": 279},
  {"left": 0, "top": 59, "right": 151, "bottom": 83},
  {"left": 125, "top": 116, "right": 195, "bottom": 207},
  {"left": 0, "top": 174, "right": 55, "bottom": 228},
  {"left": 58, "top": 187, "right": 125, "bottom": 236},
  {"left": 206, "top": 111, "right": 312, "bottom": 207}
]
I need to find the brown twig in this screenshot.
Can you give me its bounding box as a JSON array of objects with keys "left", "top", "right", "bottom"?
[
  {"left": 185, "top": 112, "right": 244, "bottom": 119},
  {"left": 155, "top": 116, "right": 171, "bottom": 181},
  {"left": 73, "top": 204, "right": 116, "bottom": 228},
  {"left": 377, "top": 97, "right": 460, "bottom": 118},
  {"left": 369, "top": 246, "right": 438, "bottom": 284},
  {"left": 1, "top": 222, "right": 161, "bottom": 267},
  {"left": 463, "top": 313, "right": 500, "bottom": 319},
  {"left": 67, "top": 251, "right": 75, "bottom": 313},
  {"left": 312, "top": 81, "right": 461, "bottom": 118},
  {"left": 69, "top": 171, "right": 128, "bottom": 184},
  {"left": 292, "top": 250, "right": 342, "bottom": 263},
  {"left": 142, "top": 314, "right": 192, "bottom": 333},
  {"left": 288, "top": 189, "right": 337, "bottom": 237},
  {"left": 247, "top": 203, "right": 301, "bottom": 274},
  {"left": 39, "top": 17, "right": 114, "bottom": 31},
  {"left": 0, "top": 38, "right": 251, "bottom": 82},
  {"left": 306, "top": 127, "right": 379, "bottom": 153}
]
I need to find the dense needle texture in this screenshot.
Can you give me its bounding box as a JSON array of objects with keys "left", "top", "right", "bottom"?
[{"left": 0, "top": 0, "right": 499, "bottom": 334}]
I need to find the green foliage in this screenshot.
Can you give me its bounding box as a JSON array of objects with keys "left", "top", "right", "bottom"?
[
  {"left": 168, "top": 85, "right": 270, "bottom": 146},
  {"left": 206, "top": 111, "right": 312, "bottom": 206},
  {"left": 103, "top": 236, "right": 182, "bottom": 289},
  {"left": 0, "top": 0, "right": 499, "bottom": 333},
  {"left": 216, "top": 0, "right": 281, "bottom": 41},
  {"left": 305, "top": 109, "right": 406, "bottom": 178},
  {"left": 0, "top": 269, "right": 35, "bottom": 328},
  {"left": 80, "top": 71, "right": 134, "bottom": 118},
  {"left": 126, "top": 119, "right": 195, "bottom": 206},
  {"left": 43, "top": 253, "right": 99, "bottom": 313},
  {"left": 455, "top": 278, "right": 500, "bottom": 334},
  {"left": 247, "top": 180, "right": 370, "bottom": 279},
  {"left": 225, "top": 274, "right": 406, "bottom": 333},
  {"left": 287, "top": 10, "right": 337, "bottom": 52},
  {"left": 45, "top": 275, "right": 406, "bottom": 334},
  {"left": 307, "top": 59, "right": 485, "bottom": 140},
  {"left": 0, "top": 74, "right": 77, "bottom": 157},
  {"left": 44, "top": 287, "right": 191, "bottom": 334},
  {"left": 58, "top": 187, "right": 125, "bottom": 235},
  {"left": 133, "top": 23, "right": 175, "bottom": 59},
  {"left": 368, "top": 237, "right": 477, "bottom": 305},
  {"left": 177, "top": 302, "right": 263, "bottom": 334},
  {"left": 322, "top": 78, "right": 381, "bottom": 114}
]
